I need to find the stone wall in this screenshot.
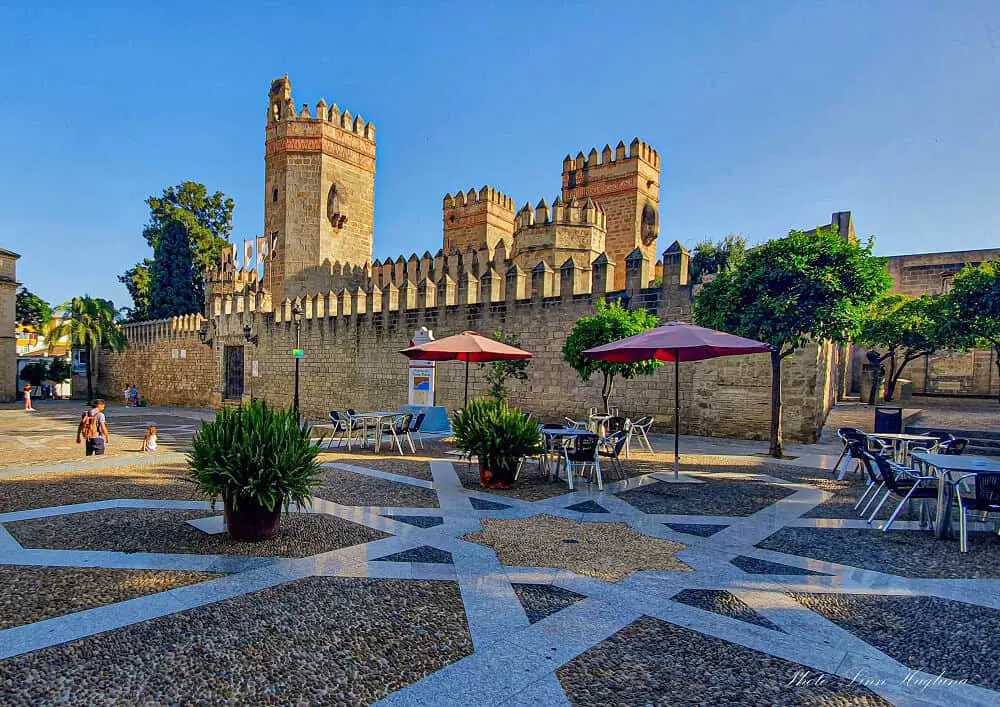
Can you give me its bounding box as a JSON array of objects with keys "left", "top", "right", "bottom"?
[
  {"left": 98, "top": 316, "right": 217, "bottom": 408},
  {"left": 102, "top": 274, "right": 838, "bottom": 444}
]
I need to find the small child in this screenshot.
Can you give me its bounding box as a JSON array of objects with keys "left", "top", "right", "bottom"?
[{"left": 142, "top": 425, "right": 158, "bottom": 453}]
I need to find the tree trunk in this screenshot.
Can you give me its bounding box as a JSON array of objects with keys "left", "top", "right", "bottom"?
[
  {"left": 601, "top": 372, "right": 614, "bottom": 414},
  {"left": 769, "top": 350, "right": 783, "bottom": 458},
  {"left": 85, "top": 344, "right": 94, "bottom": 402},
  {"left": 885, "top": 352, "right": 920, "bottom": 402}
]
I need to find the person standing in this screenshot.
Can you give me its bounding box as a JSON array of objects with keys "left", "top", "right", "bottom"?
[
  {"left": 23, "top": 383, "right": 35, "bottom": 411},
  {"left": 77, "top": 399, "right": 110, "bottom": 456},
  {"left": 130, "top": 384, "right": 139, "bottom": 407}
]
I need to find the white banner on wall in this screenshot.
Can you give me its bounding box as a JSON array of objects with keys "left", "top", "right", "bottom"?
[{"left": 408, "top": 327, "right": 436, "bottom": 406}]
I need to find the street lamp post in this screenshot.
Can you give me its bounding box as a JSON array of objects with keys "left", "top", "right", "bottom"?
[
  {"left": 291, "top": 302, "right": 302, "bottom": 416},
  {"left": 243, "top": 322, "right": 257, "bottom": 401}
]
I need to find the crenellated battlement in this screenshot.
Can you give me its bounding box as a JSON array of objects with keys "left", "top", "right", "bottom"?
[
  {"left": 442, "top": 184, "right": 516, "bottom": 254},
  {"left": 122, "top": 313, "right": 206, "bottom": 346},
  {"left": 512, "top": 196, "right": 606, "bottom": 231},
  {"left": 561, "top": 138, "right": 660, "bottom": 174},
  {"left": 443, "top": 185, "right": 515, "bottom": 211},
  {"left": 266, "top": 75, "right": 375, "bottom": 142}
]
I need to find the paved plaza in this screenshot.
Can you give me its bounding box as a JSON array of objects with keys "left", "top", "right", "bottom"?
[{"left": 1, "top": 406, "right": 999, "bottom": 705}]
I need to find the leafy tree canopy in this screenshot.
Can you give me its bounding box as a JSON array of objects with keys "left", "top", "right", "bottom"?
[
  {"left": 122, "top": 182, "right": 234, "bottom": 321},
  {"left": 478, "top": 331, "right": 531, "bottom": 402},
  {"left": 118, "top": 258, "right": 153, "bottom": 322},
  {"left": 690, "top": 234, "right": 747, "bottom": 283},
  {"left": 695, "top": 227, "right": 891, "bottom": 357},
  {"left": 15, "top": 287, "right": 52, "bottom": 328},
  {"left": 946, "top": 261, "right": 1000, "bottom": 403},
  {"left": 562, "top": 299, "right": 661, "bottom": 412},
  {"left": 857, "top": 293, "right": 955, "bottom": 401},
  {"left": 694, "top": 226, "right": 890, "bottom": 456}
]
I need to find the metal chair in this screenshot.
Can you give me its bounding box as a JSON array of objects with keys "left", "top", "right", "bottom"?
[
  {"left": 564, "top": 417, "right": 588, "bottom": 430},
  {"left": 628, "top": 416, "right": 655, "bottom": 453},
  {"left": 326, "top": 411, "right": 350, "bottom": 449},
  {"left": 598, "top": 430, "right": 628, "bottom": 480},
  {"left": 952, "top": 472, "right": 1000, "bottom": 553},
  {"left": 853, "top": 442, "right": 886, "bottom": 516},
  {"left": 832, "top": 428, "right": 865, "bottom": 477},
  {"left": 378, "top": 413, "right": 414, "bottom": 455},
  {"left": 863, "top": 451, "right": 938, "bottom": 531},
  {"left": 940, "top": 438, "right": 969, "bottom": 455},
  {"left": 562, "top": 433, "right": 602, "bottom": 490},
  {"left": 409, "top": 412, "right": 426, "bottom": 449}
]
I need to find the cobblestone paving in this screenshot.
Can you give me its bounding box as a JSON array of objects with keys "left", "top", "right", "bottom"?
[
  {"left": 2, "top": 440, "right": 999, "bottom": 706},
  {"left": 8, "top": 508, "right": 388, "bottom": 558},
  {"left": 556, "top": 616, "right": 892, "bottom": 706},
  {"left": 0, "top": 577, "right": 472, "bottom": 705},
  {"left": 0, "top": 566, "right": 219, "bottom": 629}
]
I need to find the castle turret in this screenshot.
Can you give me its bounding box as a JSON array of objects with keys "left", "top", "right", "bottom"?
[
  {"left": 509, "top": 196, "right": 607, "bottom": 272},
  {"left": 442, "top": 185, "right": 515, "bottom": 255},
  {"left": 561, "top": 139, "right": 660, "bottom": 289},
  {"left": 264, "top": 75, "right": 376, "bottom": 301}
]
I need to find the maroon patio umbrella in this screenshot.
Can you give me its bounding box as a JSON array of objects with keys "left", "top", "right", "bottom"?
[
  {"left": 584, "top": 322, "right": 771, "bottom": 478},
  {"left": 399, "top": 331, "right": 533, "bottom": 408}
]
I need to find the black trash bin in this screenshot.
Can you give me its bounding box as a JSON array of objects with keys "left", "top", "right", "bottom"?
[{"left": 874, "top": 406, "right": 903, "bottom": 434}]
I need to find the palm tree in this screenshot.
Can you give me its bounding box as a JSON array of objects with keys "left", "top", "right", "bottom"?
[{"left": 52, "top": 296, "right": 127, "bottom": 401}]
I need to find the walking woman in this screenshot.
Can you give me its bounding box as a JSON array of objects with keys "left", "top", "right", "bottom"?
[{"left": 23, "top": 383, "right": 35, "bottom": 411}]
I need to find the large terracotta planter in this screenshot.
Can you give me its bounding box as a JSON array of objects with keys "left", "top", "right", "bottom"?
[
  {"left": 479, "top": 461, "right": 514, "bottom": 489},
  {"left": 224, "top": 497, "right": 281, "bottom": 541}
]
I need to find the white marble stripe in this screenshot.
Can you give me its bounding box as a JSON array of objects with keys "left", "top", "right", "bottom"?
[
  {"left": 325, "top": 462, "right": 436, "bottom": 489},
  {"left": 1, "top": 548, "right": 271, "bottom": 573}
]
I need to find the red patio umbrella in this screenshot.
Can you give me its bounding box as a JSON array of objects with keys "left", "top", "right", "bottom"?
[
  {"left": 584, "top": 322, "right": 771, "bottom": 479},
  {"left": 399, "top": 331, "right": 533, "bottom": 408}
]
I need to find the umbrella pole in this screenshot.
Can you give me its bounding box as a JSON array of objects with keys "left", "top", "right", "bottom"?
[
  {"left": 464, "top": 359, "right": 469, "bottom": 408},
  {"left": 674, "top": 350, "right": 680, "bottom": 480}
]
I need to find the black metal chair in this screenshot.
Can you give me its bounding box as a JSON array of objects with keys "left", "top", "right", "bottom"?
[
  {"left": 562, "top": 433, "right": 602, "bottom": 490},
  {"left": 952, "top": 472, "right": 1000, "bottom": 553},
  {"left": 598, "top": 430, "right": 629, "bottom": 480},
  {"left": 326, "top": 411, "right": 350, "bottom": 449},
  {"left": 863, "top": 451, "right": 938, "bottom": 531},
  {"left": 833, "top": 428, "right": 867, "bottom": 479},
  {"left": 606, "top": 416, "right": 629, "bottom": 435},
  {"left": 409, "top": 412, "right": 426, "bottom": 449}
]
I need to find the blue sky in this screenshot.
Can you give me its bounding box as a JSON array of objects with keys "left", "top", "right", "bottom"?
[{"left": 2, "top": 0, "right": 998, "bottom": 308}]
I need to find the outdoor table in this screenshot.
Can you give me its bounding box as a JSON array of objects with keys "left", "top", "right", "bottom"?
[
  {"left": 351, "top": 412, "right": 402, "bottom": 453},
  {"left": 911, "top": 452, "right": 1000, "bottom": 540},
  {"left": 866, "top": 432, "right": 938, "bottom": 465}
]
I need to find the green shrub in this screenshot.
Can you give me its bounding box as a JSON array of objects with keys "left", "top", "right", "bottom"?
[
  {"left": 452, "top": 398, "right": 542, "bottom": 482},
  {"left": 187, "top": 400, "right": 323, "bottom": 512}
]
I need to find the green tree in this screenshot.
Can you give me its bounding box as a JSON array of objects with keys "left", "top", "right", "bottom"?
[
  {"left": 946, "top": 261, "right": 1000, "bottom": 404},
  {"left": 562, "top": 299, "right": 661, "bottom": 413},
  {"left": 46, "top": 358, "right": 72, "bottom": 385},
  {"left": 857, "top": 294, "right": 953, "bottom": 402},
  {"left": 51, "top": 296, "right": 128, "bottom": 402},
  {"left": 478, "top": 332, "right": 531, "bottom": 402},
  {"left": 122, "top": 181, "right": 233, "bottom": 320},
  {"left": 19, "top": 362, "right": 48, "bottom": 387},
  {"left": 117, "top": 258, "right": 153, "bottom": 322},
  {"left": 695, "top": 226, "right": 890, "bottom": 457},
  {"left": 15, "top": 287, "right": 52, "bottom": 327},
  {"left": 690, "top": 234, "right": 747, "bottom": 283},
  {"left": 150, "top": 218, "right": 202, "bottom": 318}
]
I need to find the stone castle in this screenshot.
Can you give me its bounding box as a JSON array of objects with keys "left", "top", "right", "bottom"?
[
  {"left": 259, "top": 74, "right": 660, "bottom": 301},
  {"left": 94, "top": 76, "right": 999, "bottom": 439}
]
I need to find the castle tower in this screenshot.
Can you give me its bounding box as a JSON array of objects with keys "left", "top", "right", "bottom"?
[
  {"left": 561, "top": 139, "right": 660, "bottom": 289},
  {"left": 442, "top": 186, "right": 515, "bottom": 254},
  {"left": 509, "top": 196, "right": 606, "bottom": 272},
  {"left": 264, "top": 75, "right": 376, "bottom": 300}
]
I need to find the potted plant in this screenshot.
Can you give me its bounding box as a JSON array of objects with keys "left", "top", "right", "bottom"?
[
  {"left": 453, "top": 398, "right": 542, "bottom": 489},
  {"left": 187, "top": 400, "right": 323, "bottom": 541}
]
